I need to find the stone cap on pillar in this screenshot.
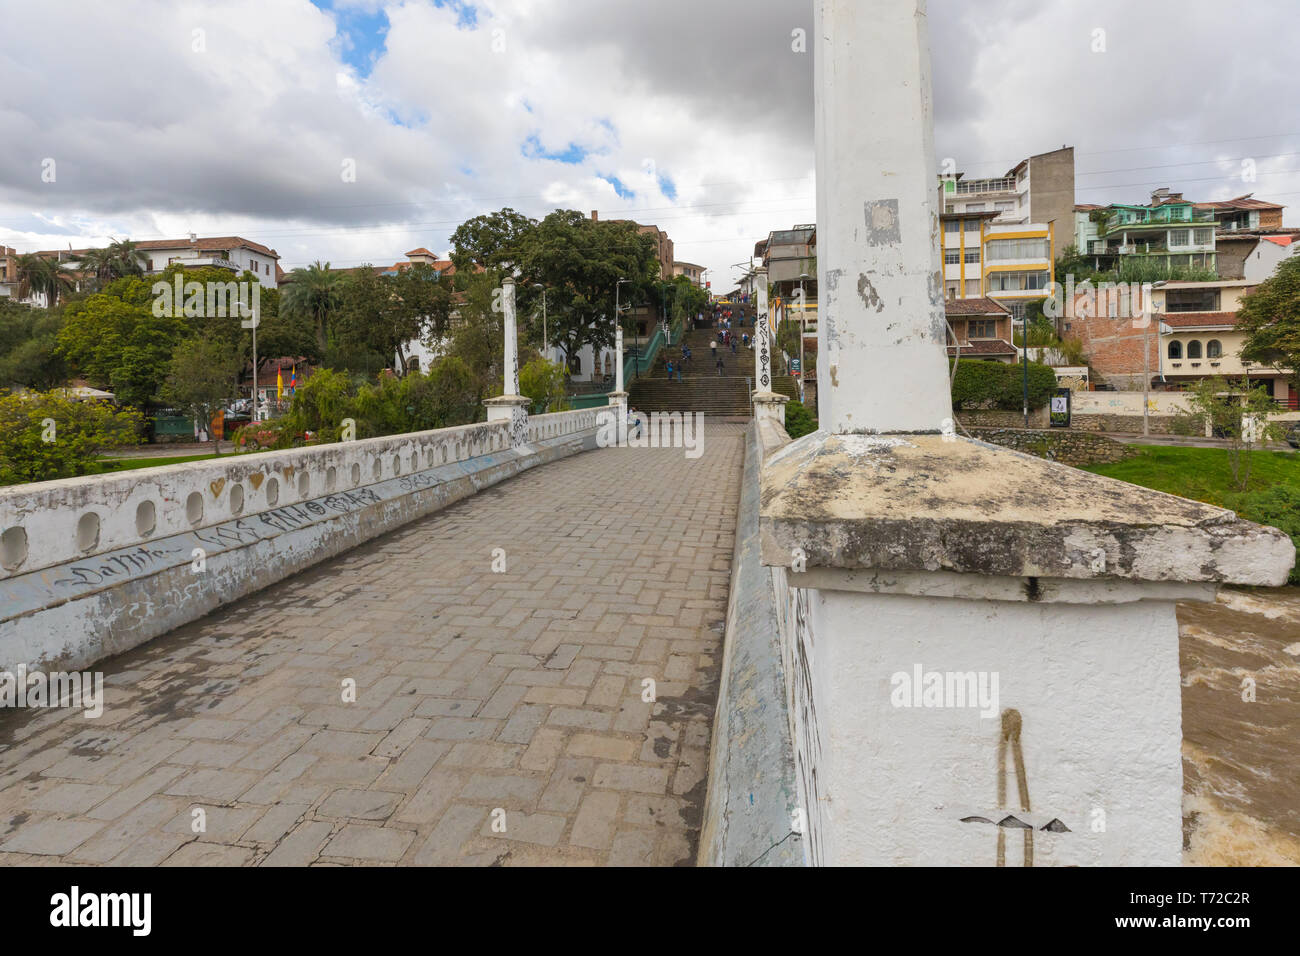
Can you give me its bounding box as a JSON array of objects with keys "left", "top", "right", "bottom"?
[
  {"left": 606, "top": 391, "right": 629, "bottom": 404},
  {"left": 759, "top": 432, "right": 1295, "bottom": 587},
  {"left": 483, "top": 395, "right": 530, "bottom": 407},
  {"left": 751, "top": 391, "right": 789, "bottom": 405}
]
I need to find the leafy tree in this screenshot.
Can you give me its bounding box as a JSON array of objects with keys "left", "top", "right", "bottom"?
[
  {"left": 518, "top": 210, "right": 659, "bottom": 368},
  {"left": 0, "top": 391, "right": 142, "bottom": 485},
  {"left": 450, "top": 208, "right": 537, "bottom": 274},
  {"left": 281, "top": 261, "right": 344, "bottom": 353},
  {"left": 0, "top": 300, "right": 68, "bottom": 389},
  {"left": 518, "top": 356, "right": 569, "bottom": 414},
  {"left": 160, "top": 338, "right": 242, "bottom": 454},
  {"left": 1238, "top": 255, "right": 1300, "bottom": 388},
  {"left": 1178, "top": 375, "right": 1282, "bottom": 491}
]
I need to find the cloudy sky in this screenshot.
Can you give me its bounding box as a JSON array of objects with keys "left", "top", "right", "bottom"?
[{"left": 1, "top": 0, "right": 1297, "bottom": 288}]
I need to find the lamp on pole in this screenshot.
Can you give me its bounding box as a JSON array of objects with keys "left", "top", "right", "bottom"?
[
  {"left": 798, "top": 272, "right": 811, "bottom": 403},
  {"left": 615, "top": 278, "right": 630, "bottom": 384},
  {"left": 532, "top": 283, "right": 547, "bottom": 356}
]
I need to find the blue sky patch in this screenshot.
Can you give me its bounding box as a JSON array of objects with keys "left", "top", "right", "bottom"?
[
  {"left": 312, "top": 1, "right": 390, "bottom": 78},
  {"left": 522, "top": 134, "right": 589, "bottom": 165},
  {"left": 599, "top": 174, "right": 634, "bottom": 200}
]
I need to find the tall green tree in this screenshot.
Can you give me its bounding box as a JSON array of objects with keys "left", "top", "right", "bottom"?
[
  {"left": 518, "top": 211, "right": 659, "bottom": 368},
  {"left": 14, "top": 254, "right": 75, "bottom": 306},
  {"left": 281, "top": 261, "right": 344, "bottom": 353},
  {"left": 449, "top": 208, "right": 537, "bottom": 275},
  {"left": 160, "top": 338, "right": 242, "bottom": 453},
  {"left": 1238, "top": 255, "right": 1300, "bottom": 388}
]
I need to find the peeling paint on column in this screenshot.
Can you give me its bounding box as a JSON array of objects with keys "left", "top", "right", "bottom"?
[
  {"left": 864, "top": 199, "right": 901, "bottom": 245},
  {"left": 857, "top": 274, "right": 885, "bottom": 313}
]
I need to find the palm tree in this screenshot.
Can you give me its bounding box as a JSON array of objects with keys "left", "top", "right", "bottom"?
[
  {"left": 76, "top": 247, "right": 117, "bottom": 289},
  {"left": 281, "top": 261, "right": 343, "bottom": 353},
  {"left": 14, "top": 254, "right": 74, "bottom": 307},
  {"left": 106, "top": 237, "right": 148, "bottom": 277}
]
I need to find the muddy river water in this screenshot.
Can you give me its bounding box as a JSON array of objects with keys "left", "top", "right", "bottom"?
[{"left": 1180, "top": 586, "right": 1300, "bottom": 865}]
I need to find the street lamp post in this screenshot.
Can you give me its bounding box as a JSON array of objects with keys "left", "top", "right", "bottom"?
[
  {"left": 532, "top": 283, "right": 548, "bottom": 356},
  {"left": 798, "top": 272, "right": 811, "bottom": 404},
  {"left": 615, "top": 278, "right": 630, "bottom": 384}
]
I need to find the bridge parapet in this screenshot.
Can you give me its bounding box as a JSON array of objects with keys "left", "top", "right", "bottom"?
[{"left": 0, "top": 408, "right": 600, "bottom": 672}]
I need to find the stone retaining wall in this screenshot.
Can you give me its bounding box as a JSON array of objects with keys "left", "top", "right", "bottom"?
[
  {"left": 1071, "top": 413, "right": 1182, "bottom": 435},
  {"left": 965, "top": 427, "right": 1138, "bottom": 465},
  {"left": 956, "top": 407, "right": 1049, "bottom": 428}
]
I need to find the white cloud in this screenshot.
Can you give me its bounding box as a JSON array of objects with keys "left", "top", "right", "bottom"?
[{"left": 0, "top": 0, "right": 1296, "bottom": 285}]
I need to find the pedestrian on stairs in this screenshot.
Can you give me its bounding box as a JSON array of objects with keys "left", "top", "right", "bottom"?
[
  {"left": 676, "top": 363, "right": 683, "bottom": 383},
  {"left": 716, "top": 354, "right": 724, "bottom": 376},
  {"left": 730, "top": 336, "right": 737, "bottom": 354},
  {"left": 666, "top": 360, "right": 674, "bottom": 381}
]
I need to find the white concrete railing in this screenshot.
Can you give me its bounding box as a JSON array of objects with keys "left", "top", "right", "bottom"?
[
  {"left": 526, "top": 408, "right": 600, "bottom": 444},
  {"left": 0, "top": 408, "right": 601, "bottom": 671},
  {"left": 1, "top": 420, "right": 510, "bottom": 578}
]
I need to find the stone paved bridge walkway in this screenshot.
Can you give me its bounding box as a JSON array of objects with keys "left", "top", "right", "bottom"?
[{"left": 0, "top": 424, "right": 746, "bottom": 866}]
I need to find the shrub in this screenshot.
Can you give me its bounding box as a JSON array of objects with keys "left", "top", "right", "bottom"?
[
  {"left": 0, "top": 390, "right": 143, "bottom": 485},
  {"left": 784, "top": 400, "right": 818, "bottom": 439},
  {"left": 950, "top": 359, "right": 1056, "bottom": 411}
]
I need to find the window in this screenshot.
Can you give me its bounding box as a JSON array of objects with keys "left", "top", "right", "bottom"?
[
  {"left": 945, "top": 204, "right": 956, "bottom": 215},
  {"left": 1168, "top": 341, "right": 1182, "bottom": 360},
  {"left": 946, "top": 283, "right": 958, "bottom": 299},
  {"left": 1169, "top": 229, "right": 1189, "bottom": 247},
  {"left": 966, "top": 203, "right": 985, "bottom": 212},
  {"left": 1194, "top": 228, "right": 1213, "bottom": 245},
  {"left": 964, "top": 249, "right": 980, "bottom": 264},
  {"left": 1187, "top": 340, "right": 1203, "bottom": 359},
  {"left": 945, "top": 249, "right": 961, "bottom": 264},
  {"left": 965, "top": 279, "right": 981, "bottom": 295},
  {"left": 964, "top": 219, "right": 981, "bottom": 232},
  {"left": 985, "top": 238, "right": 1049, "bottom": 262},
  {"left": 987, "top": 270, "right": 1049, "bottom": 292},
  {"left": 1207, "top": 340, "right": 1222, "bottom": 359},
  {"left": 1007, "top": 301, "right": 1028, "bottom": 320},
  {"left": 944, "top": 220, "right": 960, "bottom": 234},
  {"left": 995, "top": 201, "right": 1015, "bottom": 212},
  {"left": 1166, "top": 289, "right": 1219, "bottom": 312},
  {"left": 968, "top": 319, "right": 997, "bottom": 339}
]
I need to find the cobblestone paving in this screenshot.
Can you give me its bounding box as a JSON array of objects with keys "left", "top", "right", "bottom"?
[{"left": 0, "top": 424, "right": 746, "bottom": 866}]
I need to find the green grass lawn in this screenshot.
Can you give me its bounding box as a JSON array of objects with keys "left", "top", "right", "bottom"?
[
  {"left": 1082, "top": 446, "right": 1300, "bottom": 508},
  {"left": 98, "top": 453, "right": 223, "bottom": 473}
]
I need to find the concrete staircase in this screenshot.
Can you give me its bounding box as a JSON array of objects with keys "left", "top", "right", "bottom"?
[{"left": 627, "top": 325, "right": 758, "bottom": 418}]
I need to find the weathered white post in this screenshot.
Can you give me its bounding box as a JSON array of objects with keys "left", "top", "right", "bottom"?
[
  {"left": 607, "top": 317, "right": 628, "bottom": 419},
  {"left": 484, "top": 276, "right": 531, "bottom": 445},
  {"left": 758, "top": 0, "right": 1293, "bottom": 866},
  {"left": 750, "top": 267, "right": 788, "bottom": 425}
]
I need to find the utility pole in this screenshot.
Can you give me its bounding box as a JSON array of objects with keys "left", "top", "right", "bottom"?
[{"left": 1022, "top": 319, "right": 1030, "bottom": 428}]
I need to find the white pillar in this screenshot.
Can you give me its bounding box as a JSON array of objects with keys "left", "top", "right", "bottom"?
[
  {"left": 814, "top": 0, "right": 951, "bottom": 435},
  {"left": 751, "top": 266, "right": 787, "bottom": 425},
  {"left": 502, "top": 277, "right": 519, "bottom": 396},
  {"left": 615, "top": 325, "right": 624, "bottom": 395},
  {"left": 753, "top": 0, "right": 1294, "bottom": 868},
  {"left": 484, "top": 276, "right": 530, "bottom": 443}
]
